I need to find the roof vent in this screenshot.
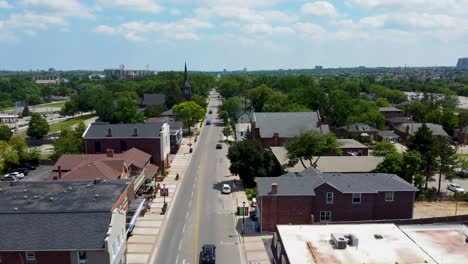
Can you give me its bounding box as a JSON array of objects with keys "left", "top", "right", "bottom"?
[
  {"left": 133, "top": 127, "right": 138, "bottom": 136},
  {"left": 13, "top": 207, "right": 18, "bottom": 211},
  {"left": 374, "top": 234, "right": 383, "bottom": 239},
  {"left": 95, "top": 194, "right": 99, "bottom": 198},
  {"left": 94, "top": 178, "right": 102, "bottom": 185},
  {"left": 23, "top": 195, "right": 28, "bottom": 199},
  {"left": 68, "top": 187, "right": 72, "bottom": 191},
  {"left": 49, "top": 197, "right": 54, "bottom": 201},
  {"left": 23, "top": 189, "right": 27, "bottom": 193},
  {"left": 33, "top": 195, "right": 38, "bottom": 199}
]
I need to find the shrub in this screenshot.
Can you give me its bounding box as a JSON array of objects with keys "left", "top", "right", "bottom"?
[{"left": 245, "top": 187, "right": 256, "bottom": 200}]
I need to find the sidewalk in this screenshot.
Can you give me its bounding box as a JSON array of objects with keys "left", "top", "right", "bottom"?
[
  {"left": 126, "top": 134, "right": 197, "bottom": 264},
  {"left": 232, "top": 177, "right": 272, "bottom": 264}
]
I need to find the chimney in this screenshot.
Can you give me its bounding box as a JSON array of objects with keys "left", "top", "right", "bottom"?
[
  {"left": 107, "top": 128, "right": 112, "bottom": 137},
  {"left": 271, "top": 183, "right": 278, "bottom": 194},
  {"left": 133, "top": 127, "right": 138, "bottom": 137},
  {"left": 58, "top": 166, "right": 62, "bottom": 179},
  {"left": 106, "top": 149, "right": 114, "bottom": 158}
]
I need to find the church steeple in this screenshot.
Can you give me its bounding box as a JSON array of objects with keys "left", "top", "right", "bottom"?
[{"left": 183, "top": 62, "right": 192, "bottom": 101}]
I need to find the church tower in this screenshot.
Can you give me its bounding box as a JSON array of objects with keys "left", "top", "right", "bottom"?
[{"left": 183, "top": 62, "right": 192, "bottom": 101}]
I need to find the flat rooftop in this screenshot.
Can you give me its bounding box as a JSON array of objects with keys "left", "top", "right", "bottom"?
[
  {"left": 336, "top": 139, "right": 368, "bottom": 149},
  {"left": 399, "top": 224, "right": 468, "bottom": 264},
  {"left": 277, "top": 224, "right": 436, "bottom": 264}
]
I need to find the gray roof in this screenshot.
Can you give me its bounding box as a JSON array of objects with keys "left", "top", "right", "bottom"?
[
  {"left": 83, "top": 122, "right": 165, "bottom": 138},
  {"left": 0, "top": 180, "right": 130, "bottom": 251},
  {"left": 342, "top": 123, "right": 379, "bottom": 133},
  {"left": 394, "top": 123, "right": 449, "bottom": 137},
  {"left": 386, "top": 116, "right": 414, "bottom": 124},
  {"left": 379, "top": 107, "right": 402, "bottom": 112},
  {"left": 253, "top": 112, "right": 329, "bottom": 138},
  {"left": 337, "top": 139, "right": 368, "bottom": 149},
  {"left": 378, "top": 130, "right": 399, "bottom": 138},
  {"left": 142, "top": 93, "right": 166, "bottom": 106},
  {"left": 160, "top": 109, "right": 177, "bottom": 116},
  {"left": 237, "top": 111, "right": 251, "bottom": 124},
  {"left": 256, "top": 168, "right": 417, "bottom": 197}
]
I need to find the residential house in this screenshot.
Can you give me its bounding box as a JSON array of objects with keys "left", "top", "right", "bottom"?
[
  {"left": 141, "top": 93, "right": 166, "bottom": 108},
  {"left": 251, "top": 112, "right": 330, "bottom": 147},
  {"left": 336, "top": 139, "right": 369, "bottom": 156},
  {"left": 83, "top": 122, "right": 171, "bottom": 171},
  {"left": 159, "top": 109, "right": 177, "bottom": 119},
  {"left": 256, "top": 167, "right": 418, "bottom": 232},
  {"left": 235, "top": 110, "right": 252, "bottom": 141},
  {"left": 146, "top": 119, "right": 183, "bottom": 154},
  {"left": 377, "top": 130, "right": 400, "bottom": 143},
  {"left": 48, "top": 148, "right": 158, "bottom": 193},
  {"left": 393, "top": 123, "right": 449, "bottom": 141},
  {"left": 335, "top": 123, "right": 380, "bottom": 142},
  {"left": 386, "top": 116, "right": 414, "bottom": 130},
  {"left": 0, "top": 180, "right": 131, "bottom": 264},
  {"left": 379, "top": 107, "right": 402, "bottom": 119}
]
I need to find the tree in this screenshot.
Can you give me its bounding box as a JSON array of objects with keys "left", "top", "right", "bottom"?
[
  {"left": 408, "top": 123, "right": 437, "bottom": 189},
  {"left": 401, "top": 150, "right": 422, "bottom": 185},
  {"left": 0, "top": 141, "right": 19, "bottom": 172},
  {"left": 218, "top": 78, "right": 241, "bottom": 99},
  {"left": 434, "top": 138, "right": 457, "bottom": 193},
  {"left": 173, "top": 101, "right": 205, "bottom": 135},
  {"left": 113, "top": 92, "right": 144, "bottom": 123},
  {"left": 372, "top": 142, "right": 397, "bottom": 156},
  {"left": 144, "top": 105, "right": 167, "bottom": 118},
  {"left": 227, "top": 139, "right": 275, "bottom": 187},
  {"left": 22, "top": 105, "right": 31, "bottom": 117},
  {"left": 27, "top": 113, "right": 49, "bottom": 138},
  {"left": 286, "top": 131, "right": 340, "bottom": 169},
  {"left": 247, "top": 84, "right": 275, "bottom": 112},
  {"left": 51, "top": 122, "right": 86, "bottom": 160},
  {"left": 218, "top": 97, "right": 243, "bottom": 121},
  {"left": 375, "top": 97, "right": 390, "bottom": 107},
  {"left": 375, "top": 152, "right": 403, "bottom": 175},
  {"left": 0, "top": 125, "right": 12, "bottom": 141},
  {"left": 9, "top": 135, "right": 28, "bottom": 161}
]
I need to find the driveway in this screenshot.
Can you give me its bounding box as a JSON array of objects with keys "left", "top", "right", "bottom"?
[{"left": 23, "top": 165, "right": 52, "bottom": 181}]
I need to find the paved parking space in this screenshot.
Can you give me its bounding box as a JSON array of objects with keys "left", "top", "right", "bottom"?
[
  {"left": 428, "top": 176, "right": 468, "bottom": 194},
  {"left": 22, "top": 165, "right": 52, "bottom": 181}
]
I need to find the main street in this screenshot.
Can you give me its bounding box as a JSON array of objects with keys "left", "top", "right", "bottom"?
[{"left": 154, "top": 92, "right": 242, "bottom": 264}]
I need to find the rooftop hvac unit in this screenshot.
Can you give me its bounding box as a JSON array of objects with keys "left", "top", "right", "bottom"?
[
  {"left": 331, "top": 233, "right": 347, "bottom": 249},
  {"left": 347, "top": 234, "right": 359, "bottom": 247}
]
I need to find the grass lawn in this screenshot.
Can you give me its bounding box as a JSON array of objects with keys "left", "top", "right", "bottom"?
[{"left": 49, "top": 114, "right": 95, "bottom": 133}]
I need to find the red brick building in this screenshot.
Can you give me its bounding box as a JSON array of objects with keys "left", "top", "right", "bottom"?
[
  {"left": 251, "top": 112, "right": 330, "bottom": 147},
  {"left": 379, "top": 107, "right": 403, "bottom": 119},
  {"left": 83, "top": 122, "right": 171, "bottom": 171},
  {"left": 256, "top": 168, "right": 418, "bottom": 232}
]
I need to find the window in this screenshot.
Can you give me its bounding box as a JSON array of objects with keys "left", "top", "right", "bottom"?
[
  {"left": 385, "top": 192, "right": 394, "bottom": 202},
  {"left": 326, "top": 192, "right": 334, "bottom": 204},
  {"left": 320, "top": 211, "right": 331, "bottom": 222},
  {"left": 352, "top": 193, "right": 361, "bottom": 204},
  {"left": 26, "top": 252, "right": 35, "bottom": 261},
  {"left": 77, "top": 251, "right": 87, "bottom": 264},
  {"left": 94, "top": 141, "right": 102, "bottom": 153},
  {"left": 120, "top": 140, "right": 127, "bottom": 151}
]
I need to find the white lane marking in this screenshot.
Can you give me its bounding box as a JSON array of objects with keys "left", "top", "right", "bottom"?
[
  {"left": 189, "top": 199, "right": 192, "bottom": 207},
  {"left": 179, "top": 240, "right": 183, "bottom": 251},
  {"left": 183, "top": 223, "right": 186, "bottom": 232},
  {"left": 186, "top": 211, "right": 189, "bottom": 220},
  {"left": 176, "top": 255, "right": 179, "bottom": 264}
]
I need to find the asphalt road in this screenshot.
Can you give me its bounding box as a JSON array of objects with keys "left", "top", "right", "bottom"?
[{"left": 154, "top": 92, "right": 242, "bottom": 264}]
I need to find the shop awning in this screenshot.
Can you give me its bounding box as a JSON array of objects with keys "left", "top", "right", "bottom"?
[{"left": 146, "top": 181, "right": 156, "bottom": 187}]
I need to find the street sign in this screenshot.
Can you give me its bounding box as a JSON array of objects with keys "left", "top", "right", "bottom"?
[{"left": 161, "top": 188, "right": 169, "bottom": 197}]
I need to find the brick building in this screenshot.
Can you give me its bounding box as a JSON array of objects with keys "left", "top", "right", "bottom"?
[
  {"left": 379, "top": 107, "right": 402, "bottom": 119},
  {"left": 83, "top": 122, "right": 171, "bottom": 171},
  {"left": 334, "top": 123, "right": 380, "bottom": 142},
  {"left": 0, "top": 180, "right": 131, "bottom": 264},
  {"left": 251, "top": 112, "right": 330, "bottom": 147},
  {"left": 393, "top": 122, "right": 449, "bottom": 142},
  {"left": 256, "top": 168, "right": 418, "bottom": 232}
]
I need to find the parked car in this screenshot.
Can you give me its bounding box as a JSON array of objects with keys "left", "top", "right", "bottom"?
[
  {"left": 22, "top": 163, "right": 37, "bottom": 170},
  {"left": 208, "top": 110, "right": 213, "bottom": 114},
  {"left": 201, "top": 244, "right": 216, "bottom": 264},
  {"left": 221, "top": 184, "right": 231, "bottom": 194},
  {"left": 251, "top": 198, "right": 257, "bottom": 207},
  {"left": 5, "top": 172, "right": 24, "bottom": 179},
  {"left": 216, "top": 143, "right": 222, "bottom": 149},
  {"left": 11, "top": 168, "right": 29, "bottom": 175},
  {"left": 2, "top": 175, "right": 18, "bottom": 182},
  {"left": 456, "top": 168, "right": 468, "bottom": 178},
  {"left": 448, "top": 182, "right": 465, "bottom": 193}
]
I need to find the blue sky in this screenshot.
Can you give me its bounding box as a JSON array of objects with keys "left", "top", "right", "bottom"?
[{"left": 0, "top": 0, "right": 468, "bottom": 71}]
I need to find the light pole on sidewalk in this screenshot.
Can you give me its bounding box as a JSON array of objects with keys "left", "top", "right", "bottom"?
[
  {"left": 163, "top": 184, "right": 166, "bottom": 204},
  {"left": 242, "top": 201, "right": 246, "bottom": 242}
]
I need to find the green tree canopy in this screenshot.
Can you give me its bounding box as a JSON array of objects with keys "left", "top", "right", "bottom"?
[
  {"left": 434, "top": 138, "right": 457, "bottom": 193},
  {"left": 51, "top": 122, "right": 86, "bottom": 160},
  {"left": 286, "top": 131, "right": 340, "bottom": 169},
  {"left": 173, "top": 101, "right": 205, "bottom": 134},
  {"left": 372, "top": 142, "right": 397, "bottom": 157},
  {"left": 375, "top": 152, "right": 403, "bottom": 175},
  {"left": 375, "top": 97, "right": 390, "bottom": 107},
  {"left": 218, "top": 97, "right": 243, "bottom": 122},
  {"left": 0, "top": 125, "right": 12, "bottom": 141},
  {"left": 27, "top": 113, "right": 49, "bottom": 138},
  {"left": 408, "top": 123, "right": 437, "bottom": 189},
  {"left": 0, "top": 140, "right": 19, "bottom": 172}
]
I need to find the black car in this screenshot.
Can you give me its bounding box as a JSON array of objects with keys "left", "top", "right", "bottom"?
[
  {"left": 201, "top": 244, "right": 216, "bottom": 264},
  {"left": 209, "top": 110, "right": 213, "bottom": 114},
  {"left": 22, "top": 163, "right": 36, "bottom": 170},
  {"left": 11, "top": 168, "right": 29, "bottom": 175},
  {"left": 216, "top": 143, "right": 222, "bottom": 149}
]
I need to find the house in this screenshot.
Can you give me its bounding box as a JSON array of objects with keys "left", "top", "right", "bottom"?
[
  {"left": 251, "top": 112, "right": 330, "bottom": 147},
  {"left": 393, "top": 123, "right": 449, "bottom": 141},
  {"left": 256, "top": 167, "right": 418, "bottom": 232},
  {"left": 0, "top": 180, "right": 131, "bottom": 264},
  {"left": 48, "top": 148, "right": 158, "bottom": 193},
  {"left": 386, "top": 116, "right": 414, "bottom": 129},
  {"left": 379, "top": 107, "right": 402, "bottom": 119},
  {"left": 141, "top": 93, "right": 166, "bottom": 107},
  {"left": 271, "top": 146, "right": 383, "bottom": 173},
  {"left": 334, "top": 123, "right": 380, "bottom": 142},
  {"left": 146, "top": 119, "right": 183, "bottom": 154},
  {"left": 159, "top": 109, "right": 177, "bottom": 119},
  {"left": 336, "top": 139, "right": 369, "bottom": 156},
  {"left": 235, "top": 111, "right": 252, "bottom": 141},
  {"left": 83, "top": 122, "right": 171, "bottom": 171},
  {"left": 377, "top": 130, "right": 399, "bottom": 143}
]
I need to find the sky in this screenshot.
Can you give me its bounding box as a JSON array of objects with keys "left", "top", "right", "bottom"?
[{"left": 0, "top": 0, "right": 468, "bottom": 71}]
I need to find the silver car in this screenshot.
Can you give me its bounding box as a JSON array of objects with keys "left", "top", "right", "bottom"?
[
  {"left": 6, "top": 172, "right": 24, "bottom": 179},
  {"left": 448, "top": 183, "right": 465, "bottom": 193}
]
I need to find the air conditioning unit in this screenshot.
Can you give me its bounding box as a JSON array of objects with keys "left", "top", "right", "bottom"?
[{"left": 331, "top": 233, "right": 347, "bottom": 249}]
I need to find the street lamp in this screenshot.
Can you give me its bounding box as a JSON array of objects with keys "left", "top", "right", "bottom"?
[
  {"left": 242, "top": 201, "right": 246, "bottom": 240},
  {"left": 163, "top": 184, "right": 166, "bottom": 204}
]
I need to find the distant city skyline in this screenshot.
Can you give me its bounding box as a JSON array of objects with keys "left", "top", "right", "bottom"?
[{"left": 0, "top": 1, "right": 467, "bottom": 71}]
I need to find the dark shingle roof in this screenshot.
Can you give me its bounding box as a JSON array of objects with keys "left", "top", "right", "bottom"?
[
  {"left": 253, "top": 112, "right": 329, "bottom": 138},
  {"left": 142, "top": 93, "right": 166, "bottom": 106},
  {"left": 379, "top": 107, "right": 402, "bottom": 112},
  {"left": 0, "top": 180, "right": 130, "bottom": 251},
  {"left": 83, "top": 122, "right": 165, "bottom": 138},
  {"left": 386, "top": 116, "right": 414, "bottom": 124},
  {"left": 256, "top": 168, "right": 417, "bottom": 196},
  {"left": 394, "top": 123, "right": 449, "bottom": 137},
  {"left": 160, "top": 109, "right": 177, "bottom": 116},
  {"left": 378, "top": 130, "right": 399, "bottom": 138},
  {"left": 342, "top": 123, "right": 379, "bottom": 133}
]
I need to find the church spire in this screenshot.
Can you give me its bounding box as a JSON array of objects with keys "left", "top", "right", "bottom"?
[{"left": 183, "top": 62, "right": 192, "bottom": 101}]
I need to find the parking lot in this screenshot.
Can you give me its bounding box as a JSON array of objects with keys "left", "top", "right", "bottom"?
[
  {"left": 22, "top": 165, "right": 52, "bottom": 181},
  {"left": 427, "top": 176, "right": 468, "bottom": 194}
]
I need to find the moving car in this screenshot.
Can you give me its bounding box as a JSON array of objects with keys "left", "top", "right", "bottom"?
[
  {"left": 448, "top": 183, "right": 465, "bottom": 193},
  {"left": 5, "top": 172, "right": 24, "bottom": 179},
  {"left": 221, "top": 184, "right": 231, "bottom": 194},
  {"left": 201, "top": 244, "right": 216, "bottom": 264},
  {"left": 216, "top": 143, "right": 222, "bottom": 149},
  {"left": 208, "top": 110, "right": 213, "bottom": 114},
  {"left": 206, "top": 119, "right": 212, "bottom": 125}
]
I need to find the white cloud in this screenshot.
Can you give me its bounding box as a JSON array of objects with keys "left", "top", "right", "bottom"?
[
  {"left": 195, "top": 6, "right": 295, "bottom": 24},
  {"left": 98, "top": 0, "right": 163, "bottom": 13},
  {"left": 295, "top": 22, "right": 326, "bottom": 37},
  {"left": 95, "top": 25, "right": 117, "bottom": 34},
  {"left": 0, "top": 0, "right": 12, "bottom": 9},
  {"left": 7, "top": 12, "right": 67, "bottom": 29},
  {"left": 23, "top": 29, "right": 37, "bottom": 36},
  {"left": 20, "top": 0, "right": 94, "bottom": 18},
  {"left": 245, "top": 23, "right": 294, "bottom": 35},
  {"left": 302, "top": 1, "right": 338, "bottom": 17},
  {"left": 346, "top": 0, "right": 468, "bottom": 15},
  {"left": 260, "top": 10, "right": 298, "bottom": 23},
  {"left": 171, "top": 8, "right": 181, "bottom": 16},
  {"left": 172, "top": 0, "right": 283, "bottom": 8}
]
